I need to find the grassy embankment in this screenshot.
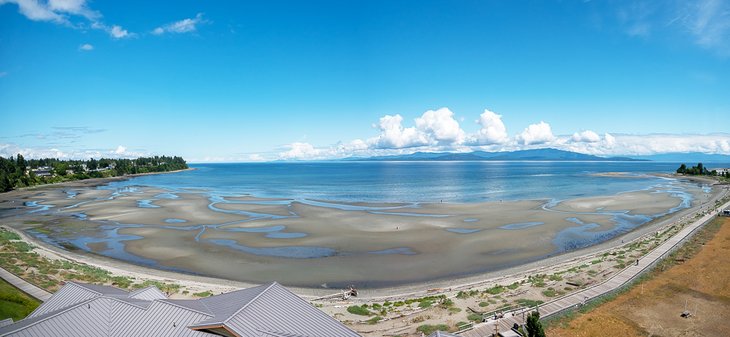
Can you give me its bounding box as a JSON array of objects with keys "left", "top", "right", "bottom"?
[
  {"left": 0, "top": 278, "right": 39, "bottom": 321},
  {"left": 0, "top": 228, "right": 190, "bottom": 306},
  {"left": 545, "top": 215, "right": 730, "bottom": 337}
]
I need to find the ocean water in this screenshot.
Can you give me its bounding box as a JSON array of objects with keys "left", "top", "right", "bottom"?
[
  {"left": 103, "top": 161, "right": 710, "bottom": 203},
  {"left": 17, "top": 161, "right": 721, "bottom": 287}
]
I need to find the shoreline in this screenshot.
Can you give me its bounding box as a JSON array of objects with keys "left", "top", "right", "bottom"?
[
  {"left": 3, "top": 167, "right": 196, "bottom": 193},
  {"left": 2, "top": 177, "right": 724, "bottom": 299}
]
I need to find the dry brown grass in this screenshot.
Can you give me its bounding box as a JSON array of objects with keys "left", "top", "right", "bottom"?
[{"left": 548, "top": 217, "right": 730, "bottom": 337}]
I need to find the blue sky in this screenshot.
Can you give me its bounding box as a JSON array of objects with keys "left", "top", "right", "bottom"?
[{"left": 1, "top": 0, "right": 729, "bottom": 162}]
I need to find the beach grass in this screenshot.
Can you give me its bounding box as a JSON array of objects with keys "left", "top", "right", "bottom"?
[{"left": 0, "top": 278, "right": 39, "bottom": 321}]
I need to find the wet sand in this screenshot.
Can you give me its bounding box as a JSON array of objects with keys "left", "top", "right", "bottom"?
[{"left": 0, "top": 174, "right": 715, "bottom": 290}]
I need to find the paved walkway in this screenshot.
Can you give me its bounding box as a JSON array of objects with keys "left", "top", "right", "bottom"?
[
  {"left": 0, "top": 267, "right": 52, "bottom": 302},
  {"left": 461, "top": 197, "right": 730, "bottom": 337}
]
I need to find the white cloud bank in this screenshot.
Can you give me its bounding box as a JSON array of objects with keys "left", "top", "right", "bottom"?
[{"left": 273, "top": 107, "right": 730, "bottom": 160}]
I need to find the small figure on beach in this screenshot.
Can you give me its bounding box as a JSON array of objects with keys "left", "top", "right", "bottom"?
[{"left": 636, "top": 259, "right": 639, "bottom": 266}]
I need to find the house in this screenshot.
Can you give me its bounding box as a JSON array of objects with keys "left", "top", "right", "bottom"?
[
  {"left": 712, "top": 168, "right": 730, "bottom": 175},
  {"left": 0, "top": 281, "right": 361, "bottom": 337},
  {"left": 31, "top": 166, "right": 52, "bottom": 177}
]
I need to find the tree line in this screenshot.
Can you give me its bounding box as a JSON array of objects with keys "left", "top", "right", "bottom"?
[
  {"left": 0, "top": 154, "right": 188, "bottom": 192},
  {"left": 676, "top": 162, "right": 729, "bottom": 178}
]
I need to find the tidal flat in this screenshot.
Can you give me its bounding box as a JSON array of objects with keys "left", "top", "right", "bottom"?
[{"left": 0, "top": 177, "right": 713, "bottom": 289}]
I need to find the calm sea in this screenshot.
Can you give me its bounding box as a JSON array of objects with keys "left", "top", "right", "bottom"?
[{"left": 103, "top": 161, "right": 716, "bottom": 203}]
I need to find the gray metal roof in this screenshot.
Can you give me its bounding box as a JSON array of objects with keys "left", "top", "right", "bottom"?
[
  {"left": 0, "top": 320, "right": 12, "bottom": 328},
  {"left": 129, "top": 286, "right": 167, "bottom": 301},
  {"left": 190, "top": 282, "right": 361, "bottom": 337},
  {"left": 27, "top": 282, "right": 100, "bottom": 318},
  {"left": 428, "top": 332, "right": 461, "bottom": 337},
  {"left": 1, "top": 281, "right": 362, "bottom": 337}
]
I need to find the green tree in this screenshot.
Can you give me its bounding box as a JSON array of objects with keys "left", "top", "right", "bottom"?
[
  {"left": 525, "top": 311, "right": 545, "bottom": 337},
  {"left": 676, "top": 164, "right": 686, "bottom": 174}
]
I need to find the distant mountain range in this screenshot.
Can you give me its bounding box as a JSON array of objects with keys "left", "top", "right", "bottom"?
[{"left": 344, "top": 148, "right": 644, "bottom": 162}]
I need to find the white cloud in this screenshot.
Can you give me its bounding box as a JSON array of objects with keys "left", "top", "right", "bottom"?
[
  {"left": 0, "top": 0, "right": 133, "bottom": 39},
  {"left": 368, "top": 108, "right": 466, "bottom": 149},
  {"left": 279, "top": 142, "right": 322, "bottom": 160},
  {"left": 370, "top": 114, "right": 429, "bottom": 149},
  {"left": 109, "top": 25, "right": 130, "bottom": 39},
  {"left": 680, "top": 0, "right": 730, "bottom": 55},
  {"left": 0, "top": 143, "right": 147, "bottom": 160},
  {"left": 472, "top": 109, "right": 508, "bottom": 145},
  {"left": 613, "top": 0, "right": 730, "bottom": 56},
  {"left": 152, "top": 13, "right": 206, "bottom": 35},
  {"left": 0, "top": 0, "right": 66, "bottom": 23},
  {"left": 113, "top": 145, "right": 127, "bottom": 154},
  {"left": 571, "top": 130, "right": 601, "bottom": 143},
  {"left": 78, "top": 43, "right": 93, "bottom": 51},
  {"left": 414, "top": 107, "right": 465, "bottom": 145},
  {"left": 516, "top": 121, "right": 555, "bottom": 145},
  {"left": 47, "top": 0, "right": 99, "bottom": 20}
]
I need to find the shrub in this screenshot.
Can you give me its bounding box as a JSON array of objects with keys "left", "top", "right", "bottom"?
[
  {"left": 416, "top": 324, "right": 450, "bottom": 335},
  {"left": 347, "top": 305, "right": 371, "bottom": 316},
  {"left": 467, "top": 313, "right": 483, "bottom": 322}
]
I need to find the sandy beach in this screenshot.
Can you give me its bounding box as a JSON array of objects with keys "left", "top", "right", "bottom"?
[{"left": 0, "top": 172, "right": 714, "bottom": 291}]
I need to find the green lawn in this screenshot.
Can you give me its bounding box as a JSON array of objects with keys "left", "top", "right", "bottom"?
[{"left": 0, "top": 278, "right": 40, "bottom": 321}]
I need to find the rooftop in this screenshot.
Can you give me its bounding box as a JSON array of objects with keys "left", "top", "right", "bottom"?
[{"left": 0, "top": 281, "right": 361, "bottom": 337}]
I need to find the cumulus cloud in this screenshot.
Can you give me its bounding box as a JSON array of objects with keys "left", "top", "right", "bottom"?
[
  {"left": 571, "top": 130, "right": 601, "bottom": 143},
  {"left": 78, "top": 43, "right": 93, "bottom": 51},
  {"left": 278, "top": 142, "right": 322, "bottom": 160},
  {"left": 152, "top": 13, "right": 206, "bottom": 35},
  {"left": 516, "top": 121, "right": 555, "bottom": 145},
  {"left": 113, "top": 145, "right": 126, "bottom": 155},
  {"left": 370, "top": 114, "right": 429, "bottom": 149},
  {"left": 472, "top": 109, "right": 508, "bottom": 145},
  {"left": 368, "top": 108, "right": 466, "bottom": 149},
  {"left": 414, "top": 108, "right": 465, "bottom": 145}
]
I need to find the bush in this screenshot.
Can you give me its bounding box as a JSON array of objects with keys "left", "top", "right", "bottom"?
[
  {"left": 193, "top": 291, "right": 212, "bottom": 297},
  {"left": 416, "top": 324, "right": 450, "bottom": 335},
  {"left": 0, "top": 230, "right": 21, "bottom": 241},
  {"left": 467, "top": 313, "right": 483, "bottom": 322},
  {"left": 485, "top": 285, "right": 505, "bottom": 295},
  {"left": 347, "top": 305, "right": 371, "bottom": 316}
]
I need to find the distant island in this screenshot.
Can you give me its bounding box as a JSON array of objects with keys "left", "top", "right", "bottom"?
[
  {"left": 345, "top": 148, "right": 644, "bottom": 162},
  {"left": 0, "top": 155, "right": 188, "bottom": 192}
]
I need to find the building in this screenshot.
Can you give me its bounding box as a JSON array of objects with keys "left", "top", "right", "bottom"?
[
  {"left": 712, "top": 168, "right": 730, "bottom": 175},
  {"left": 0, "top": 281, "right": 361, "bottom": 337},
  {"left": 30, "top": 167, "right": 52, "bottom": 177}
]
